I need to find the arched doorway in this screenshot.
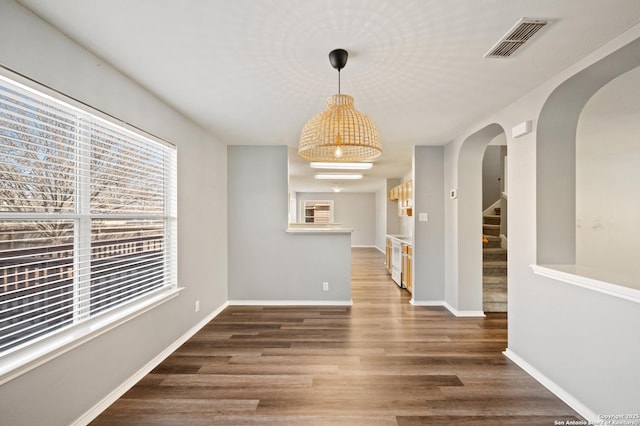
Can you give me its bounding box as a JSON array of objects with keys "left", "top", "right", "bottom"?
[{"left": 456, "top": 123, "right": 507, "bottom": 314}]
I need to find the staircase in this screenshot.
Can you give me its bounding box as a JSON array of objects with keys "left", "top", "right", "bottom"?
[{"left": 483, "top": 207, "right": 507, "bottom": 312}]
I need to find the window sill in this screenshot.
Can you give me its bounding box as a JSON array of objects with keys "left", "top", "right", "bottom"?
[
  {"left": 530, "top": 264, "right": 640, "bottom": 304},
  {"left": 286, "top": 228, "right": 353, "bottom": 234},
  {"left": 0, "top": 287, "right": 182, "bottom": 386}
]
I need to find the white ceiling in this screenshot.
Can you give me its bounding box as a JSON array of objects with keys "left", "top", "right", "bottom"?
[{"left": 17, "top": 0, "right": 640, "bottom": 192}]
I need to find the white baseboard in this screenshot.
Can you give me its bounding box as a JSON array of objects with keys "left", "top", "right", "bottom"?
[
  {"left": 228, "top": 300, "right": 353, "bottom": 306},
  {"left": 443, "top": 301, "right": 486, "bottom": 317},
  {"left": 410, "top": 300, "right": 485, "bottom": 317},
  {"left": 72, "top": 302, "right": 229, "bottom": 426},
  {"left": 503, "top": 349, "right": 598, "bottom": 422},
  {"left": 411, "top": 299, "right": 485, "bottom": 318},
  {"left": 351, "top": 245, "right": 377, "bottom": 248},
  {"left": 411, "top": 300, "right": 446, "bottom": 307}
]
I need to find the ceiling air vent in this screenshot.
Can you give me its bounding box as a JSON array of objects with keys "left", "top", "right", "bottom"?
[{"left": 484, "top": 18, "right": 548, "bottom": 58}]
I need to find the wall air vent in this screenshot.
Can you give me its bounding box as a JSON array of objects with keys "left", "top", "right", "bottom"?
[{"left": 484, "top": 18, "right": 548, "bottom": 58}]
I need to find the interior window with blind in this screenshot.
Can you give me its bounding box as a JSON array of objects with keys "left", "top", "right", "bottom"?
[{"left": 0, "top": 74, "right": 177, "bottom": 357}]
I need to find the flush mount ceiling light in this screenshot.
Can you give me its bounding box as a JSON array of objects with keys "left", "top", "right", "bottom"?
[
  {"left": 310, "top": 161, "right": 373, "bottom": 170},
  {"left": 299, "top": 49, "right": 382, "bottom": 162},
  {"left": 314, "top": 173, "right": 363, "bottom": 180}
]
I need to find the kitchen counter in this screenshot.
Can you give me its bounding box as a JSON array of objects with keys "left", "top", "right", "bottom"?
[
  {"left": 286, "top": 228, "right": 353, "bottom": 234},
  {"left": 287, "top": 223, "right": 353, "bottom": 234}
]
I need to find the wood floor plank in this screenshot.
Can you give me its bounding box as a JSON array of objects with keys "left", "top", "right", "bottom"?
[
  {"left": 397, "top": 415, "right": 584, "bottom": 426},
  {"left": 158, "top": 373, "right": 313, "bottom": 388},
  {"left": 91, "top": 248, "right": 583, "bottom": 425},
  {"left": 198, "top": 362, "right": 339, "bottom": 375},
  {"left": 182, "top": 415, "right": 399, "bottom": 426}
]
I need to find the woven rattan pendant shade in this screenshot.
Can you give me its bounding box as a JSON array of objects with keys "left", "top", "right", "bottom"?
[
  {"left": 299, "top": 94, "right": 381, "bottom": 162},
  {"left": 299, "top": 49, "right": 381, "bottom": 162}
]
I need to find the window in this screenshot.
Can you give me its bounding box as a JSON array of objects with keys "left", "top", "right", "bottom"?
[{"left": 0, "top": 73, "right": 177, "bottom": 359}]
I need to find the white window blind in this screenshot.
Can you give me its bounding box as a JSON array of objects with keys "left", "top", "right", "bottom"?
[{"left": 0, "top": 74, "right": 177, "bottom": 356}]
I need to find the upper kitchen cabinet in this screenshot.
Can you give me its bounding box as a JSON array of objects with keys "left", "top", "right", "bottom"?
[
  {"left": 388, "top": 180, "right": 413, "bottom": 217},
  {"left": 303, "top": 200, "right": 334, "bottom": 223}
]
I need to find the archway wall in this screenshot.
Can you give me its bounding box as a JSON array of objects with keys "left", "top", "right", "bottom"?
[
  {"left": 537, "top": 37, "right": 640, "bottom": 264},
  {"left": 441, "top": 23, "right": 640, "bottom": 417}
]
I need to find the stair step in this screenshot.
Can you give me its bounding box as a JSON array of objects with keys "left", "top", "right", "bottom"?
[
  {"left": 483, "top": 206, "right": 506, "bottom": 313},
  {"left": 483, "top": 290, "right": 507, "bottom": 303},
  {"left": 484, "top": 278, "right": 506, "bottom": 288},
  {"left": 483, "top": 260, "right": 507, "bottom": 267},
  {"left": 483, "top": 261, "right": 507, "bottom": 276},
  {"left": 483, "top": 214, "right": 501, "bottom": 225},
  {"left": 482, "top": 224, "right": 500, "bottom": 236},
  {"left": 483, "top": 235, "right": 501, "bottom": 248},
  {"left": 483, "top": 247, "right": 507, "bottom": 261},
  {"left": 483, "top": 275, "right": 507, "bottom": 285},
  {"left": 483, "top": 301, "right": 507, "bottom": 312}
]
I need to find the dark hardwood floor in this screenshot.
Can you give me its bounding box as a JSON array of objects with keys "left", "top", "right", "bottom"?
[{"left": 92, "top": 248, "right": 582, "bottom": 425}]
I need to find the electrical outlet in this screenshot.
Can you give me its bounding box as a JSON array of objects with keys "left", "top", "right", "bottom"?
[
  {"left": 419, "top": 212, "right": 428, "bottom": 222},
  {"left": 323, "top": 282, "right": 329, "bottom": 291},
  {"left": 195, "top": 300, "right": 200, "bottom": 312}
]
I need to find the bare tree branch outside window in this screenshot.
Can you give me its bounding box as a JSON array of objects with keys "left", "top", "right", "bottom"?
[{"left": 0, "top": 77, "right": 175, "bottom": 354}]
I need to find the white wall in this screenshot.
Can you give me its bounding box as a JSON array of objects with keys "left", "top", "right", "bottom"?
[
  {"left": 0, "top": 2, "right": 228, "bottom": 424},
  {"left": 297, "top": 192, "right": 376, "bottom": 247},
  {"left": 442, "top": 23, "right": 640, "bottom": 418},
  {"left": 228, "top": 146, "right": 351, "bottom": 303},
  {"left": 576, "top": 67, "right": 640, "bottom": 282}
]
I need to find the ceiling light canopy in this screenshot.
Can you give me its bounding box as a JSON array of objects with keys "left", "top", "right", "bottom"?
[
  {"left": 314, "top": 173, "right": 363, "bottom": 180},
  {"left": 310, "top": 161, "right": 373, "bottom": 170},
  {"left": 299, "top": 49, "right": 381, "bottom": 162}
]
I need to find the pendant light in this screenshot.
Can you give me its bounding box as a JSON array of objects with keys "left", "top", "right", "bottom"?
[{"left": 298, "top": 49, "right": 382, "bottom": 162}]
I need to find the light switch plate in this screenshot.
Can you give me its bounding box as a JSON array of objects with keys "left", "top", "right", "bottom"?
[
  {"left": 450, "top": 189, "right": 458, "bottom": 199},
  {"left": 419, "top": 212, "right": 428, "bottom": 222}
]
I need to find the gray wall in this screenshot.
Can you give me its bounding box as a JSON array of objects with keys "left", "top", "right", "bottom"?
[
  {"left": 297, "top": 192, "right": 376, "bottom": 247},
  {"left": 482, "top": 146, "right": 502, "bottom": 211},
  {"left": 413, "top": 146, "right": 445, "bottom": 302},
  {"left": 228, "top": 146, "right": 351, "bottom": 302},
  {"left": 0, "top": 2, "right": 228, "bottom": 425},
  {"left": 500, "top": 146, "right": 508, "bottom": 239},
  {"left": 385, "top": 178, "right": 402, "bottom": 236},
  {"left": 375, "top": 183, "right": 387, "bottom": 252}
]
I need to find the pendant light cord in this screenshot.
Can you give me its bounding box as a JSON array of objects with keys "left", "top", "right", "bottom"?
[{"left": 338, "top": 69, "right": 341, "bottom": 94}]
